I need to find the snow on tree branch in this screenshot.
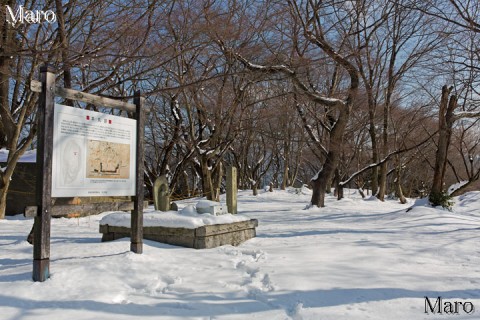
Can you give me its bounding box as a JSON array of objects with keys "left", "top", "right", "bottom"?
[
  {"left": 339, "top": 130, "right": 438, "bottom": 186},
  {"left": 215, "top": 40, "right": 346, "bottom": 108},
  {"left": 453, "top": 111, "right": 480, "bottom": 122}
]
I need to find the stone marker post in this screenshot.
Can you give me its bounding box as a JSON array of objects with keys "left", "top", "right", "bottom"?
[
  {"left": 154, "top": 175, "right": 170, "bottom": 211},
  {"left": 226, "top": 166, "right": 237, "bottom": 214}
]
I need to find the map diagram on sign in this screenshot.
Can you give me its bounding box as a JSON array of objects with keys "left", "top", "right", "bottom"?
[{"left": 86, "top": 140, "right": 130, "bottom": 179}]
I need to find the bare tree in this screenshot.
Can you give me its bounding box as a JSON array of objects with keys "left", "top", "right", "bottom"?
[
  {"left": 0, "top": 0, "right": 171, "bottom": 218},
  {"left": 0, "top": 1, "right": 54, "bottom": 218},
  {"left": 350, "top": 0, "right": 443, "bottom": 200},
  {"left": 209, "top": 0, "right": 366, "bottom": 207},
  {"left": 448, "top": 119, "right": 480, "bottom": 196}
]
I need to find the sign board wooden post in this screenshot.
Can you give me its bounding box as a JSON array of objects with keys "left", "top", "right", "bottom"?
[
  {"left": 33, "top": 65, "right": 55, "bottom": 282},
  {"left": 131, "top": 91, "right": 145, "bottom": 254}
]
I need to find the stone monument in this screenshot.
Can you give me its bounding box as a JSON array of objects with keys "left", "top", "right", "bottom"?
[
  {"left": 153, "top": 175, "right": 170, "bottom": 211},
  {"left": 226, "top": 166, "right": 237, "bottom": 214}
]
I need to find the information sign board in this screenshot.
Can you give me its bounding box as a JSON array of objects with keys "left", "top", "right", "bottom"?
[{"left": 51, "top": 104, "right": 137, "bottom": 197}]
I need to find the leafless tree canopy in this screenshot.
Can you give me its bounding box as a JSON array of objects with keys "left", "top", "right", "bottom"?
[{"left": 1, "top": 0, "right": 479, "bottom": 216}]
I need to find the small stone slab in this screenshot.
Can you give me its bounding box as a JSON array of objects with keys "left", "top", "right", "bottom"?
[{"left": 99, "top": 219, "right": 258, "bottom": 249}]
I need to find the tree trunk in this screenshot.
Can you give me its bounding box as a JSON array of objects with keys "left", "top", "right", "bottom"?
[
  {"left": 333, "top": 168, "right": 338, "bottom": 197},
  {"left": 281, "top": 132, "right": 291, "bottom": 190},
  {"left": 0, "top": 166, "right": 13, "bottom": 218},
  {"left": 212, "top": 162, "right": 222, "bottom": 201},
  {"left": 367, "top": 88, "right": 379, "bottom": 196},
  {"left": 377, "top": 97, "right": 390, "bottom": 201},
  {"left": 54, "top": 0, "right": 72, "bottom": 105},
  {"left": 326, "top": 177, "right": 332, "bottom": 194},
  {"left": 272, "top": 159, "right": 280, "bottom": 188},
  {"left": 370, "top": 153, "right": 379, "bottom": 196},
  {"left": 358, "top": 188, "right": 365, "bottom": 198},
  {"left": 191, "top": 167, "right": 199, "bottom": 196},
  {"left": 0, "top": 1, "right": 14, "bottom": 150},
  {"left": 0, "top": 1, "right": 15, "bottom": 218},
  {"left": 252, "top": 183, "right": 258, "bottom": 196},
  {"left": 430, "top": 85, "right": 457, "bottom": 204},
  {"left": 200, "top": 157, "right": 214, "bottom": 200},
  {"left": 183, "top": 170, "right": 190, "bottom": 197},
  {"left": 395, "top": 164, "right": 407, "bottom": 204},
  {"left": 337, "top": 183, "right": 344, "bottom": 200},
  {"left": 396, "top": 181, "right": 406, "bottom": 204},
  {"left": 310, "top": 177, "right": 326, "bottom": 207},
  {"left": 335, "top": 169, "right": 344, "bottom": 200},
  {"left": 281, "top": 165, "right": 289, "bottom": 190},
  {"left": 310, "top": 103, "right": 350, "bottom": 207},
  {"left": 367, "top": 166, "right": 378, "bottom": 195},
  {"left": 378, "top": 162, "right": 387, "bottom": 200},
  {"left": 0, "top": 186, "right": 8, "bottom": 219}
]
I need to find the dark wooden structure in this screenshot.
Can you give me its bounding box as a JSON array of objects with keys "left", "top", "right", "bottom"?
[
  {"left": 25, "top": 200, "right": 149, "bottom": 218},
  {"left": 31, "top": 65, "right": 146, "bottom": 282},
  {"left": 0, "top": 162, "right": 36, "bottom": 216},
  {"left": 0, "top": 161, "right": 149, "bottom": 217}
]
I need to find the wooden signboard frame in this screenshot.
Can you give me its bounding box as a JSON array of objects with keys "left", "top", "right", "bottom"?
[{"left": 31, "top": 65, "right": 146, "bottom": 282}]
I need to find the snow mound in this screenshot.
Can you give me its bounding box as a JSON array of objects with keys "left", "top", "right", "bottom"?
[
  {"left": 100, "top": 210, "right": 251, "bottom": 229},
  {"left": 407, "top": 197, "right": 430, "bottom": 209},
  {"left": 286, "top": 185, "right": 312, "bottom": 195},
  {"left": 453, "top": 191, "right": 480, "bottom": 215},
  {"left": 374, "top": 192, "right": 480, "bottom": 229},
  {"left": 179, "top": 204, "right": 198, "bottom": 216},
  {"left": 196, "top": 200, "right": 222, "bottom": 210},
  {"left": 456, "top": 190, "right": 480, "bottom": 205},
  {"left": 406, "top": 192, "right": 480, "bottom": 215}
]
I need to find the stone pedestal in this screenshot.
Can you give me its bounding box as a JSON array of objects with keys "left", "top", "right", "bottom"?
[{"left": 100, "top": 219, "right": 258, "bottom": 249}]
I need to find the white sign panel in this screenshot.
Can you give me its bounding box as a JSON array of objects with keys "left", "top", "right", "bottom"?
[{"left": 52, "top": 104, "right": 137, "bottom": 197}]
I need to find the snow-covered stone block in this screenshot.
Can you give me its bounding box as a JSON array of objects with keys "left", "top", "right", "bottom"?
[{"left": 196, "top": 200, "right": 228, "bottom": 215}]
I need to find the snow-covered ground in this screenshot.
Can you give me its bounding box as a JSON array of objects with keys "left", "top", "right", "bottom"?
[{"left": 1, "top": 188, "right": 480, "bottom": 320}]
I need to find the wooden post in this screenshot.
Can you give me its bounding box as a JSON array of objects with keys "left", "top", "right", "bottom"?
[
  {"left": 33, "top": 65, "right": 55, "bottom": 282},
  {"left": 226, "top": 166, "right": 237, "bottom": 214},
  {"left": 131, "top": 91, "right": 145, "bottom": 253}
]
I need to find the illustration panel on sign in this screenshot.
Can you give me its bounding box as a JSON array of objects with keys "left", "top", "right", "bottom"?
[{"left": 86, "top": 140, "right": 130, "bottom": 179}]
